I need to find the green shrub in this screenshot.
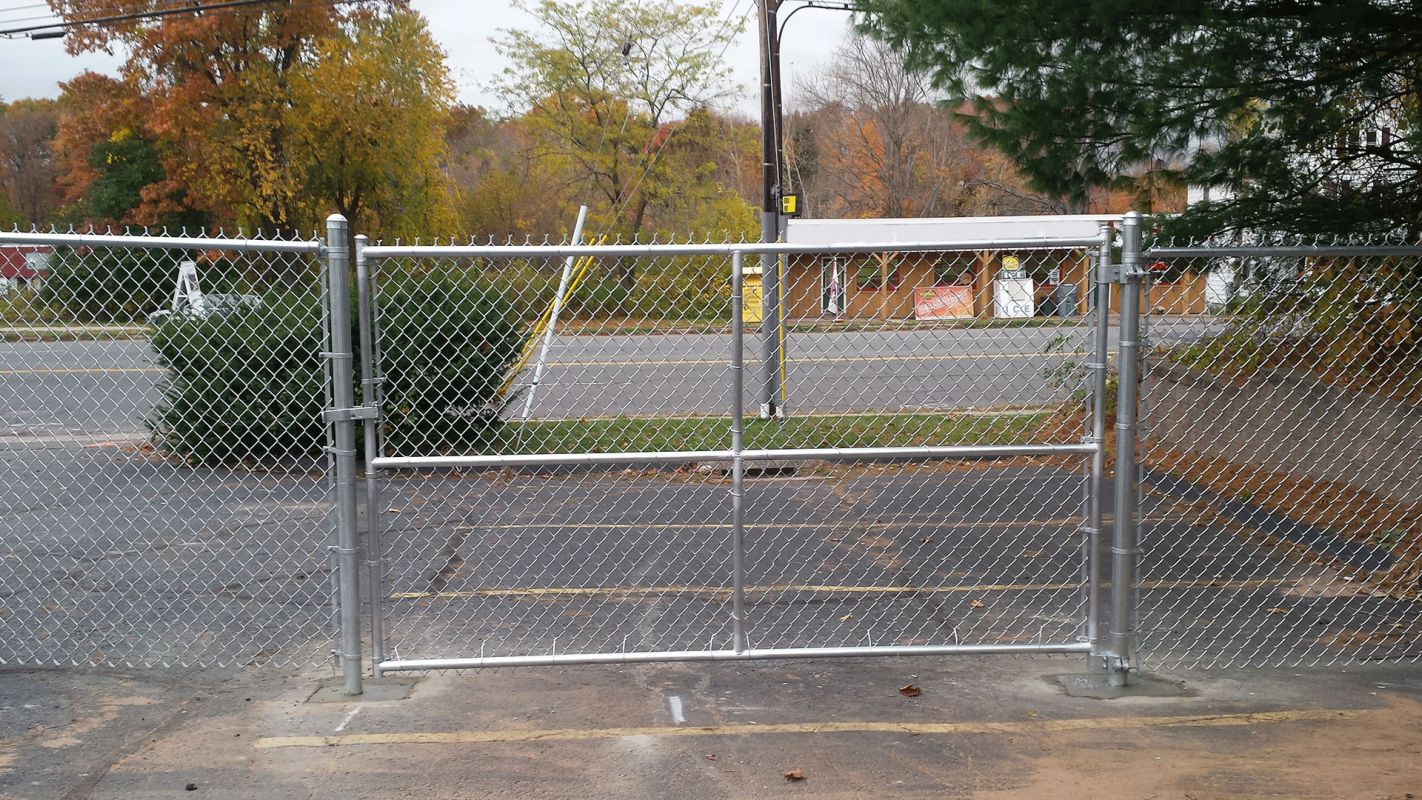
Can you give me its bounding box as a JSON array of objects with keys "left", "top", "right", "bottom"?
[
  {"left": 40, "top": 247, "right": 179, "bottom": 324},
  {"left": 147, "top": 274, "right": 525, "bottom": 464},
  {"left": 376, "top": 273, "right": 526, "bottom": 455},
  {"left": 147, "top": 291, "right": 328, "bottom": 464}
]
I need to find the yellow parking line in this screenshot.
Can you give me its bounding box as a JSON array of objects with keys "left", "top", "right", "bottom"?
[
  {"left": 544, "top": 350, "right": 1087, "bottom": 368},
  {"left": 390, "top": 576, "right": 1286, "bottom": 601},
  {"left": 254, "top": 706, "right": 1362, "bottom": 749}
]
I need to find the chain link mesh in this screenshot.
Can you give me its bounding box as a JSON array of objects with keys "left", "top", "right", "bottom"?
[
  {"left": 0, "top": 228, "right": 337, "bottom": 667},
  {"left": 1138, "top": 240, "right": 1422, "bottom": 668},
  {"left": 10, "top": 222, "right": 1416, "bottom": 672},
  {"left": 367, "top": 242, "right": 1100, "bottom": 663}
]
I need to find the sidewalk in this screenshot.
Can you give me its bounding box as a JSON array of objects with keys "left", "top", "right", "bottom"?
[{"left": 3, "top": 656, "right": 1419, "bottom": 799}]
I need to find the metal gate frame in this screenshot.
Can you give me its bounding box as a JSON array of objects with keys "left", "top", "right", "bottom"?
[{"left": 322, "top": 218, "right": 1154, "bottom": 696}]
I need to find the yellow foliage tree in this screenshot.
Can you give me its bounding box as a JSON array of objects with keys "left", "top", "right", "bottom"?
[{"left": 288, "top": 10, "right": 456, "bottom": 241}]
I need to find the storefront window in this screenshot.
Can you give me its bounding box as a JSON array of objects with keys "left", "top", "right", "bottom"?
[
  {"left": 933, "top": 257, "right": 973, "bottom": 287},
  {"left": 854, "top": 256, "right": 900, "bottom": 291}
]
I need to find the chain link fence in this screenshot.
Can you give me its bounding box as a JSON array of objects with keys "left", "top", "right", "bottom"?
[
  {"left": 1137, "top": 239, "right": 1422, "bottom": 668},
  {"left": 0, "top": 227, "right": 339, "bottom": 667},
  {"left": 360, "top": 237, "right": 1108, "bottom": 670},
  {"left": 7, "top": 216, "right": 1418, "bottom": 679}
]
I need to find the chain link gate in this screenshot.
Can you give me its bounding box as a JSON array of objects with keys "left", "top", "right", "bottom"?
[
  {"left": 0, "top": 224, "right": 344, "bottom": 669},
  {"left": 15, "top": 209, "right": 1414, "bottom": 686},
  {"left": 351, "top": 231, "right": 1119, "bottom": 675}
]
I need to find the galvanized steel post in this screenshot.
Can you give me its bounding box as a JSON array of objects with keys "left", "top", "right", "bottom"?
[
  {"left": 325, "top": 214, "right": 363, "bottom": 695},
  {"left": 354, "top": 234, "right": 385, "bottom": 675},
  {"left": 1109, "top": 212, "right": 1144, "bottom": 685},
  {"left": 1084, "top": 221, "right": 1114, "bottom": 671},
  {"left": 730, "top": 251, "right": 749, "bottom": 653}
]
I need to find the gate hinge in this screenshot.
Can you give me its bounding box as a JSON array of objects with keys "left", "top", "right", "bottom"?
[{"left": 323, "top": 405, "right": 380, "bottom": 423}]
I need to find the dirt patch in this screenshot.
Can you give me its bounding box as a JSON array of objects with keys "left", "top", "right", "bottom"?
[
  {"left": 1145, "top": 446, "right": 1422, "bottom": 597},
  {"left": 978, "top": 696, "right": 1422, "bottom": 800}
]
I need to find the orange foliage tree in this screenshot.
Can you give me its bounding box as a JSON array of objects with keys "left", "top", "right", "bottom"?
[{"left": 48, "top": 0, "right": 393, "bottom": 233}]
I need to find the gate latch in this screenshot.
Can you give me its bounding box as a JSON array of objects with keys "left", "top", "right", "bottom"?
[{"left": 322, "top": 405, "right": 380, "bottom": 423}]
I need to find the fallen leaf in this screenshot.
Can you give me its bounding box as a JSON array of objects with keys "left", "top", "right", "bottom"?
[
  {"left": 1266, "top": 607, "right": 1290, "bottom": 614},
  {"left": 783, "top": 768, "right": 806, "bottom": 781},
  {"left": 838, "top": 613, "right": 853, "bottom": 622},
  {"left": 704, "top": 754, "right": 719, "bottom": 761},
  {"left": 898, "top": 683, "right": 922, "bottom": 697},
  {"left": 1020, "top": 550, "right": 1045, "bottom": 558},
  {"left": 969, "top": 599, "right": 986, "bottom": 609}
]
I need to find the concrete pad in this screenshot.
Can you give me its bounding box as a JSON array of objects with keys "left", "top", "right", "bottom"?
[
  {"left": 5, "top": 657, "right": 1422, "bottom": 799},
  {"left": 1054, "top": 671, "right": 1194, "bottom": 699},
  {"left": 305, "top": 676, "right": 418, "bottom": 703}
]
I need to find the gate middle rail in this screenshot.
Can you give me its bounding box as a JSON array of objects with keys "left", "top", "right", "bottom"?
[{"left": 351, "top": 232, "right": 1117, "bottom": 674}]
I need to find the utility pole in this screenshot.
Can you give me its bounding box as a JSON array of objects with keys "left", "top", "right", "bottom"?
[
  {"left": 757, "top": 1, "right": 856, "bottom": 418},
  {"left": 758, "top": 0, "right": 786, "bottom": 418}
]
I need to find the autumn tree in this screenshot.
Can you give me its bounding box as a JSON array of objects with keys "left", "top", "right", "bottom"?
[
  {"left": 650, "top": 107, "right": 759, "bottom": 240},
  {"left": 50, "top": 73, "right": 139, "bottom": 216},
  {"left": 0, "top": 99, "right": 61, "bottom": 225},
  {"left": 288, "top": 10, "right": 456, "bottom": 242},
  {"left": 492, "top": 0, "right": 742, "bottom": 254},
  {"left": 788, "top": 32, "right": 1047, "bottom": 219},
  {"left": 446, "top": 105, "right": 573, "bottom": 241},
  {"left": 47, "top": 0, "right": 394, "bottom": 233}
]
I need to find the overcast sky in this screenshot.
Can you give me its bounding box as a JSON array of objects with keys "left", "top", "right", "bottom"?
[{"left": 0, "top": 1, "right": 852, "bottom": 116}]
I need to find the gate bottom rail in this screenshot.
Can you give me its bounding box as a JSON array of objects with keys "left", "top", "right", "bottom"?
[{"left": 377, "top": 642, "right": 1093, "bottom": 674}]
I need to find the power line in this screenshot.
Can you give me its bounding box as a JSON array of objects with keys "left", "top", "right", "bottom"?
[{"left": 0, "top": 0, "right": 309, "bottom": 38}]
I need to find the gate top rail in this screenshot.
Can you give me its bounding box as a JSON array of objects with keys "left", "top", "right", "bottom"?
[
  {"left": 1147, "top": 244, "right": 1422, "bottom": 259},
  {"left": 0, "top": 229, "right": 323, "bottom": 254},
  {"left": 362, "top": 235, "right": 1103, "bottom": 260}
]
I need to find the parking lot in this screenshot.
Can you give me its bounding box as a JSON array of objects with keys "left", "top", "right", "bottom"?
[{"left": 2, "top": 318, "right": 1417, "bottom": 672}]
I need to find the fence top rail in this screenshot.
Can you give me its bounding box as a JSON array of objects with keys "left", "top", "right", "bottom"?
[
  {"left": 0, "top": 230, "right": 323, "bottom": 254},
  {"left": 1147, "top": 244, "right": 1422, "bottom": 259},
  {"left": 362, "top": 236, "right": 1103, "bottom": 261}
]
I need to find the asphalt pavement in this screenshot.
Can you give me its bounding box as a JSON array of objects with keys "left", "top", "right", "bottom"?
[
  {"left": 0, "top": 328, "right": 1097, "bottom": 445},
  {"left": 5, "top": 315, "right": 1411, "bottom": 677}
]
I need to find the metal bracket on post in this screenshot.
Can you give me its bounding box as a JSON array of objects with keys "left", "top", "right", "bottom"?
[
  {"left": 325, "top": 213, "right": 363, "bottom": 696},
  {"left": 322, "top": 406, "right": 379, "bottom": 423},
  {"left": 1108, "top": 212, "right": 1145, "bottom": 686}
]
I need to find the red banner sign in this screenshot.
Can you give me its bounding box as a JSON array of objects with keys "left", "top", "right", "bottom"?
[{"left": 914, "top": 286, "right": 974, "bottom": 320}]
